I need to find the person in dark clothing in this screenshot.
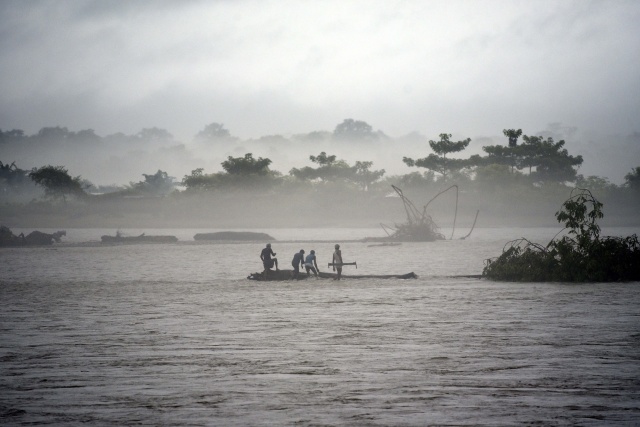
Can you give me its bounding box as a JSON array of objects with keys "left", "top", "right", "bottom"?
[
  {"left": 291, "top": 249, "right": 305, "bottom": 279},
  {"left": 260, "top": 243, "right": 278, "bottom": 277},
  {"left": 304, "top": 250, "right": 319, "bottom": 277}
]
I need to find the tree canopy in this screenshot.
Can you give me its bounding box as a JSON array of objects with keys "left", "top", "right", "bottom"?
[
  {"left": 221, "top": 153, "right": 272, "bottom": 175},
  {"left": 195, "top": 122, "right": 232, "bottom": 141},
  {"left": 403, "top": 133, "right": 471, "bottom": 179},
  {"left": 28, "top": 165, "right": 86, "bottom": 201},
  {"left": 333, "top": 119, "right": 378, "bottom": 141}
]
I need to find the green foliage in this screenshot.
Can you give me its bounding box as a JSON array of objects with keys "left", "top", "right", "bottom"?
[
  {"left": 479, "top": 132, "right": 583, "bottom": 184},
  {"left": 483, "top": 189, "right": 640, "bottom": 282},
  {"left": 28, "top": 165, "right": 87, "bottom": 201},
  {"left": 290, "top": 152, "right": 385, "bottom": 190},
  {"left": 503, "top": 128, "right": 522, "bottom": 147},
  {"left": 182, "top": 154, "right": 281, "bottom": 191},
  {"left": 352, "top": 161, "right": 385, "bottom": 191},
  {"left": 222, "top": 153, "right": 271, "bottom": 175},
  {"left": 403, "top": 133, "right": 471, "bottom": 179},
  {"left": 135, "top": 170, "right": 176, "bottom": 195},
  {"left": 523, "top": 136, "right": 583, "bottom": 183}
]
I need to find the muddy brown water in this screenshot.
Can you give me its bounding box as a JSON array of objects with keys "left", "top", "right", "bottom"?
[{"left": 1, "top": 228, "right": 639, "bottom": 425}]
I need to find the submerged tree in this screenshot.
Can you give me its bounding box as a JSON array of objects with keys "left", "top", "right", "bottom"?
[{"left": 483, "top": 188, "right": 640, "bottom": 282}]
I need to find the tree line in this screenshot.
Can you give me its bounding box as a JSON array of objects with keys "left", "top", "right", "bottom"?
[{"left": 2, "top": 122, "right": 640, "bottom": 202}]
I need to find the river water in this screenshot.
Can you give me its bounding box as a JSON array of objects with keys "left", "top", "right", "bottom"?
[{"left": 1, "top": 227, "right": 639, "bottom": 426}]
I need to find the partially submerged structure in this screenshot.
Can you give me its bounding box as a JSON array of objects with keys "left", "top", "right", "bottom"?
[
  {"left": 365, "top": 185, "right": 478, "bottom": 242},
  {"left": 0, "top": 225, "right": 66, "bottom": 246}
]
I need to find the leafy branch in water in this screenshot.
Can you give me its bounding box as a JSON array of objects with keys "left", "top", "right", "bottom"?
[{"left": 483, "top": 188, "right": 640, "bottom": 282}]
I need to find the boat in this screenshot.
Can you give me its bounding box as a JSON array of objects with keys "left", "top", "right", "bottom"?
[
  {"left": 247, "top": 269, "right": 417, "bottom": 281},
  {"left": 101, "top": 232, "right": 178, "bottom": 243}
]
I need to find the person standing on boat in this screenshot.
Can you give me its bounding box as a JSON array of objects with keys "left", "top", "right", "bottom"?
[
  {"left": 291, "top": 249, "right": 305, "bottom": 279},
  {"left": 261, "top": 243, "right": 278, "bottom": 276},
  {"left": 304, "top": 250, "right": 319, "bottom": 278},
  {"left": 332, "top": 244, "right": 343, "bottom": 280}
]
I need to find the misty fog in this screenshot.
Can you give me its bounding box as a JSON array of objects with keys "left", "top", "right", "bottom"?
[{"left": 3, "top": 122, "right": 639, "bottom": 187}]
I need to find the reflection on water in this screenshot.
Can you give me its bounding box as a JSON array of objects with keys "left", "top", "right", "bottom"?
[{"left": 1, "top": 228, "right": 639, "bottom": 425}]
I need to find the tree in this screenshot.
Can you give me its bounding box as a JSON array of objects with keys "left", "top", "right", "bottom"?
[
  {"left": 221, "top": 153, "right": 272, "bottom": 175},
  {"left": 333, "top": 119, "right": 378, "bottom": 141},
  {"left": 138, "top": 170, "right": 176, "bottom": 195},
  {"left": 136, "top": 127, "right": 173, "bottom": 143},
  {"left": 0, "top": 161, "right": 34, "bottom": 196},
  {"left": 523, "top": 136, "right": 583, "bottom": 183},
  {"left": 195, "top": 123, "right": 233, "bottom": 141},
  {"left": 624, "top": 167, "right": 640, "bottom": 191},
  {"left": 292, "top": 131, "right": 332, "bottom": 143},
  {"left": 290, "top": 152, "right": 384, "bottom": 190},
  {"left": 0, "top": 129, "right": 25, "bottom": 144},
  {"left": 35, "top": 126, "right": 72, "bottom": 142},
  {"left": 351, "top": 161, "right": 385, "bottom": 191},
  {"left": 290, "top": 152, "right": 351, "bottom": 182},
  {"left": 28, "top": 165, "right": 87, "bottom": 201},
  {"left": 403, "top": 133, "right": 471, "bottom": 179},
  {"left": 503, "top": 128, "right": 522, "bottom": 147},
  {"left": 575, "top": 175, "right": 615, "bottom": 192},
  {"left": 479, "top": 132, "right": 583, "bottom": 184},
  {"left": 310, "top": 152, "right": 337, "bottom": 166}
]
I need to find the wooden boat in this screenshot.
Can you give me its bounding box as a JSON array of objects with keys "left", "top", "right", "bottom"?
[
  {"left": 101, "top": 232, "right": 178, "bottom": 243},
  {"left": 248, "top": 269, "right": 417, "bottom": 281}
]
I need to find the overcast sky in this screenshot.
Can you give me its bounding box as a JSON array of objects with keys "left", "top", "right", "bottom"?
[{"left": 1, "top": 0, "right": 639, "bottom": 181}]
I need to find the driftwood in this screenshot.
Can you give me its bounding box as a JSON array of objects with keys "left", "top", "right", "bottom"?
[
  {"left": 0, "top": 226, "right": 66, "bottom": 246},
  {"left": 364, "top": 185, "right": 479, "bottom": 242},
  {"left": 248, "top": 269, "right": 417, "bottom": 281},
  {"left": 194, "top": 231, "right": 275, "bottom": 241},
  {"left": 101, "top": 232, "right": 177, "bottom": 244}
]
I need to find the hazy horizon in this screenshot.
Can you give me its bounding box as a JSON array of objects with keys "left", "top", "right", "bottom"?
[{"left": 1, "top": 0, "right": 639, "bottom": 185}]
